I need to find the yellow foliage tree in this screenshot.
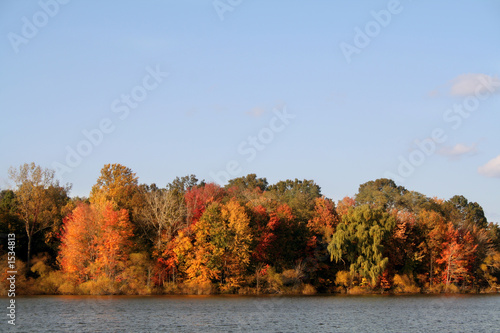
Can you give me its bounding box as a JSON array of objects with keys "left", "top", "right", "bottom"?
[
  {"left": 221, "top": 199, "right": 253, "bottom": 289},
  {"left": 185, "top": 199, "right": 253, "bottom": 291},
  {"left": 89, "top": 163, "right": 139, "bottom": 211}
]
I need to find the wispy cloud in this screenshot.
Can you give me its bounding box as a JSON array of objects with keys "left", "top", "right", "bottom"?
[
  {"left": 438, "top": 143, "right": 478, "bottom": 159},
  {"left": 449, "top": 73, "right": 500, "bottom": 96},
  {"left": 246, "top": 107, "right": 266, "bottom": 118},
  {"left": 478, "top": 155, "right": 500, "bottom": 178},
  {"left": 427, "top": 89, "right": 440, "bottom": 97}
]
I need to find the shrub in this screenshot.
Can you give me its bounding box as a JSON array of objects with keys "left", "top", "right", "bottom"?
[
  {"left": 348, "top": 286, "right": 366, "bottom": 294},
  {"left": 181, "top": 281, "right": 212, "bottom": 295},
  {"left": 335, "top": 270, "right": 353, "bottom": 291},
  {"left": 302, "top": 284, "right": 316, "bottom": 295},
  {"left": 393, "top": 274, "right": 420, "bottom": 293}
]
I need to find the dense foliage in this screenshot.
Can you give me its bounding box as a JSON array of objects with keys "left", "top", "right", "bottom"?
[{"left": 1, "top": 163, "right": 499, "bottom": 295}]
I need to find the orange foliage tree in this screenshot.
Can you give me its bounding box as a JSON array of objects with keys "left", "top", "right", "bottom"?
[
  {"left": 58, "top": 204, "right": 99, "bottom": 283},
  {"left": 336, "top": 196, "right": 355, "bottom": 219},
  {"left": 417, "top": 209, "right": 448, "bottom": 286},
  {"left": 307, "top": 197, "right": 338, "bottom": 241},
  {"left": 436, "top": 223, "right": 477, "bottom": 287},
  {"left": 58, "top": 202, "right": 133, "bottom": 284}
]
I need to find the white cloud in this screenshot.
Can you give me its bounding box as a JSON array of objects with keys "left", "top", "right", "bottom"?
[
  {"left": 449, "top": 73, "right": 500, "bottom": 96},
  {"left": 246, "top": 107, "right": 266, "bottom": 117},
  {"left": 438, "top": 143, "right": 477, "bottom": 158},
  {"left": 478, "top": 155, "right": 500, "bottom": 178}
]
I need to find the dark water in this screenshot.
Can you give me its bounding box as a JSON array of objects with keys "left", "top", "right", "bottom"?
[{"left": 4, "top": 294, "right": 500, "bottom": 332}]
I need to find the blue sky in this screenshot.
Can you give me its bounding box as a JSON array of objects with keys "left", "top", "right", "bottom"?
[{"left": 1, "top": 0, "right": 499, "bottom": 221}]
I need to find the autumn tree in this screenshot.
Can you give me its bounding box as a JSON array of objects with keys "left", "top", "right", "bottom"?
[
  {"left": 5, "top": 164, "right": 499, "bottom": 294},
  {"left": 168, "top": 230, "right": 194, "bottom": 285},
  {"left": 8, "top": 163, "right": 70, "bottom": 269},
  {"left": 307, "top": 197, "right": 338, "bottom": 242},
  {"left": 253, "top": 203, "right": 305, "bottom": 271},
  {"left": 89, "top": 163, "right": 144, "bottom": 253},
  {"left": 184, "top": 183, "right": 225, "bottom": 226},
  {"left": 90, "top": 163, "right": 140, "bottom": 212},
  {"left": 220, "top": 199, "right": 253, "bottom": 288},
  {"left": 58, "top": 202, "right": 133, "bottom": 285},
  {"left": 416, "top": 209, "right": 448, "bottom": 287},
  {"left": 137, "top": 186, "right": 187, "bottom": 252},
  {"left": 336, "top": 196, "right": 355, "bottom": 219},
  {"left": 58, "top": 204, "right": 99, "bottom": 283},
  {"left": 96, "top": 204, "right": 134, "bottom": 280},
  {"left": 383, "top": 210, "right": 419, "bottom": 286},
  {"left": 436, "top": 223, "right": 477, "bottom": 288},
  {"left": 186, "top": 199, "right": 252, "bottom": 290},
  {"left": 304, "top": 197, "right": 339, "bottom": 288},
  {"left": 480, "top": 251, "right": 500, "bottom": 290}
]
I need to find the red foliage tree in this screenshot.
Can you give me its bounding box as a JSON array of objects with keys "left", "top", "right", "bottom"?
[
  {"left": 184, "top": 183, "right": 225, "bottom": 226},
  {"left": 252, "top": 203, "right": 303, "bottom": 269}
]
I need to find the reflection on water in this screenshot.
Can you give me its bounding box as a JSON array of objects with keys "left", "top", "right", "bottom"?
[{"left": 8, "top": 294, "right": 500, "bottom": 332}]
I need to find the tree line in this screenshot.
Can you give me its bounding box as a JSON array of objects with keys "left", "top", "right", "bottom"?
[{"left": 1, "top": 162, "right": 499, "bottom": 295}]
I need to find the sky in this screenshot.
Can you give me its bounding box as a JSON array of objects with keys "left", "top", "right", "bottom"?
[{"left": 1, "top": 0, "right": 499, "bottom": 222}]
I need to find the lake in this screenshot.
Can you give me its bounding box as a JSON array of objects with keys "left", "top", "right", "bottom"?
[{"left": 5, "top": 294, "right": 500, "bottom": 332}]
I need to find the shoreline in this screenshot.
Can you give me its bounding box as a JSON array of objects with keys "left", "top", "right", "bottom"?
[{"left": 4, "top": 289, "right": 500, "bottom": 297}]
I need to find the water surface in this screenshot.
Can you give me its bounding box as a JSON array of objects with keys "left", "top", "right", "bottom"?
[{"left": 6, "top": 294, "right": 500, "bottom": 332}]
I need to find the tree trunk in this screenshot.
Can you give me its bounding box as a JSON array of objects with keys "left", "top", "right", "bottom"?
[
  {"left": 158, "top": 225, "right": 162, "bottom": 251},
  {"left": 27, "top": 233, "right": 32, "bottom": 272},
  {"left": 256, "top": 271, "right": 260, "bottom": 295},
  {"left": 446, "top": 254, "right": 451, "bottom": 287},
  {"left": 147, "top": 267, "right": 151, "bottom": 288},
  {"left": 430, "top": 251, "right": 433, "bottom": 287}
]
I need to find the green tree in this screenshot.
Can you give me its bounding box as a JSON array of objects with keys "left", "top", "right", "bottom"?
[
  {"left": 0, "top": 190, "right": 25, "bottom": 256},
  {"left": 167, "top": 175, "right": 200, "bottom": 197},
  {"left": 268, "top": 179, "right": 321, "bottom": 221},
  {"left": 444, "top": 195, "right": 487, "bottom": 229},
  {"left": 328, "top": 205, "right": 396, "bottom": 286},
  {"left": 227, "top": 174, "right": 268, "bottom": 192},
  {"left": 355, "top": 178, "right": 407, "bottom": 210}
]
